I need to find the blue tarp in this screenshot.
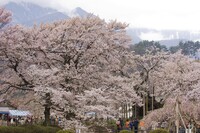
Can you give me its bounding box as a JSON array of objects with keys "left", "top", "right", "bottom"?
[
  {"left": 9, "top": 110, "right": 31, "bottom": 116},
  {"left": 0, "top": 107, "right": 10, "bottom": 114},
  {"left": 0, "top": 112, "right": 8, "bottom": 114}
]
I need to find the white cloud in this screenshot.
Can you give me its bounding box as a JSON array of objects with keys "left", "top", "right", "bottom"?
[{"left": 1, "top": 0, "right": 200, "bottom": 30}]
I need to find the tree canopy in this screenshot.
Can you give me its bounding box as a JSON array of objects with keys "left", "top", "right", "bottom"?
[
  {"left": 130, "top": 40, "right": 167, "bottom": 55},
  {"left": 0, "top": 7, "right": 11, "bottom": 29},
  {"left": 169, "top": 41, "right": 200, "bottom": 56}
]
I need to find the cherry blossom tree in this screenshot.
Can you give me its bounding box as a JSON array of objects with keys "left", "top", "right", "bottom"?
[
  {"left": 143, "top": 52, "right": 200, "bottom": 132},
  {"left": 0, "top": 7, "right": 12, "bottom": 95},
  {"left": 76, "top": 73, "right": 142, "bottom": 119},
  {"left": 0, "top": 7, "right": 11, "bottom": 29},
  {"left": 153, "top": 52, "right": 200, "bottom": 101},
  {"left": 143, "top": 97, "right": 200, "bottom": 130},
  {"left": 0, "top": 16, "right": 141, "bottom": 126},
  {"left": 0, "top": 25, "right": 34, "bottom": 92},
  {"left": 132, "top": 49, "right": 168, "bottom": 116}
]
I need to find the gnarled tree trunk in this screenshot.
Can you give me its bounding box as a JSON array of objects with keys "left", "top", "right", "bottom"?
[{"left": 44, "top": 93, "right": 51, "bottom": 126}]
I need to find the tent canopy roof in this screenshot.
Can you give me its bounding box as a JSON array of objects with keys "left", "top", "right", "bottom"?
[{"left": 9, "top": 110, "right": 31, "bottom": 116}]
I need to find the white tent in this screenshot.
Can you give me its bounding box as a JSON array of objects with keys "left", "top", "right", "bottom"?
[{"left": 9, "top": 110, "right": 31, "bottom": 116}]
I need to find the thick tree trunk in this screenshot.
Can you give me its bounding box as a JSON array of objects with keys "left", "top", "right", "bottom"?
[
  {"left": 44, "top": 93, "right": 51, "bottom": 126},
  {"left": 44, "top": 106, "right": 51, "bottom": 126}
]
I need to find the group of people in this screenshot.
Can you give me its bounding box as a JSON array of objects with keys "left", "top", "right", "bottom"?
[
  {"left": 0, "top": 114, "right": 63, "bottom": 127},
  {"left": 116, "top": 118, "right": 139, "bottom": 133},
  {"left": 50, "top": 115, "right": 62, "bottom": 126},
  {"left": 0, "top": 114, "right": 35, "bottom": 126}
]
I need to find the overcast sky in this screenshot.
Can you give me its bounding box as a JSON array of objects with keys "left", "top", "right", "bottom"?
[{"left": 1, "top": 0, "right": 200, "bottom": 30}]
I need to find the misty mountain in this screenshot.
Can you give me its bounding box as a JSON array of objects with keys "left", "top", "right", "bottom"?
[
  {"left": 4, "top": 2, "right": 89, "bottom": 26},
  {"left": 70, "top": 7, "right": 89, "bottom": 17},
  {"left": 4, "top": 2, "right": 200, "bottom": 47},
  {"left": 127, "top": 28, "right": 200, "bottom": 47}
]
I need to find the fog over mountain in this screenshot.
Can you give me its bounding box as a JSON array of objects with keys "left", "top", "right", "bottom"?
[
  {"left": 4, "top": 2, "right": 88, "bottom": 26},
  {"left": 128, "top": 28, "right": 200, "bottom": 47},
  {"left": 3, "top": 1, "right": 200, "bottom": 47}
]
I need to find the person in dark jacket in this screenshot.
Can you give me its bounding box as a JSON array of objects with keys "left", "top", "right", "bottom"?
[
  {"left": 119, "top": 118, "right": 124, "bottom": 130},
  {"left": 129, "top": 119, "right": 134, "bottom": 131},
  {"left": 133, "top": 118, "right": 139, "bottom": 133}
]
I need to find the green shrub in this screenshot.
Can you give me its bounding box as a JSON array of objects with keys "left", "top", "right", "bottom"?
[
  {"left": 22, "top": 125, "right": 61, "bottom": 133},
  {"left": 119, "top": 130, "right": 132, "bottom": 133},
  {"left": 150, "top": 128, "right": 169, "bottom": 133},
  {"left": 88, "top": 125, "right": 109, "bottom": 133},
  {"left": 0, "top": 125, "right": 61, "bottom": 133},
  {"left": 107, "top": 120, "right": 117, "bottom": 129},
  {"left": 56, "top": 129, "right": 74, "bottom": 133},
  {"left": 0, "top": 126, "right": 26, "bottom": 133}
]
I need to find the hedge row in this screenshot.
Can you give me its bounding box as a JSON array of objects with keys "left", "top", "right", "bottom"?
[
  {"left": 56, "top": 130, "right": 74, "bottom": 133},
  {"left": 119, "top": 130, "right": 132, "bottom": 133},
  {"left": 119, "top": 128, "right": 169, "bottom": 133},
  {"left": 150, "top": 128, "right": 169, "bottom": 133},
  {"left": 0, "top": 125, "right": 61, "bottom": 133}
]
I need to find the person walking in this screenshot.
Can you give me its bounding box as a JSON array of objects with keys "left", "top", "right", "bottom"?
[
  {"left": 125, "top": 119, "right": 130, "bottom": 130},
  {"left": 119, "top": 118, "right": 124, "bottom": 130},
  {"left": 116, "top": 118, "right": 121, "bottom": 132},
  {"left": 129, "top": 119, "right": 134, "bottom": 131},
  {"left": 133, "top": 118, "right": 139, "bottom": 133}
]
